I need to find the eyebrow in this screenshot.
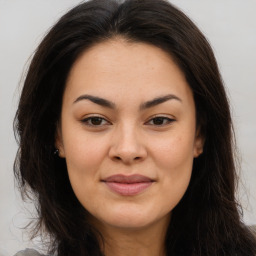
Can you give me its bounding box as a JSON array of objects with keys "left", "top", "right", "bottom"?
[
  {"left": 73, "top": 94, "right": 116, "bottom": 108},
  {"left": 140, "top": 94, "right": 182, "bottom": 110},
  {"left": 73, "top": 94, "right": 182, "bottom": 110}
]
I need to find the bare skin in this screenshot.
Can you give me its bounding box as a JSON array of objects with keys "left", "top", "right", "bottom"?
[
  {"left": 57, "top": 37, "right": 203, "bottom": 256},
  {"left": 97, "top": 215, "right": 169, "bottom": 256}
]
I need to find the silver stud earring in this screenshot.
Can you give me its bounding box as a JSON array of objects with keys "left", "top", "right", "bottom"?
[{"left": 54, "top": 148, "right": 59, "bottom": 155}]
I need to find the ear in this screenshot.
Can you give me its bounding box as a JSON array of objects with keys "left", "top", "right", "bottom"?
[
  {"left": 193, "top": 128, "right": 205, "bottom": 158},
  {"left": 55, "top": 125, "right": 66, "bottom": 158}
]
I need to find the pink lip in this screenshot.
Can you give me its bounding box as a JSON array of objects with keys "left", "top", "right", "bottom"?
[{"left": 103, "top": 174, "right": 154, "bottom": 196}]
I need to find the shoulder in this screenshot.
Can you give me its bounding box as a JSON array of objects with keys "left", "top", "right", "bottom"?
[{"left": 14, "top": 249, "right": 46, "bottom": 256}]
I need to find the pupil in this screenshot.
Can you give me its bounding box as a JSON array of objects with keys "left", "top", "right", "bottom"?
[
  {"left": 91, "top": 117, "right": 102, "bottom": 125},
  {"left": 153, "top": 117, "right": 164, "bottom": 125}
]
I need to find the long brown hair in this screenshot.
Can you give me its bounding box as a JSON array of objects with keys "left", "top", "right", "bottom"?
[{"left": 14, "top": 0, "right": 256, "bottom": 255}]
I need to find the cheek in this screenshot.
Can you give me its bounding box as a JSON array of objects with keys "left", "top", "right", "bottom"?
[
  {"left": 155, "top": 138, "right": 194, "bottom": 210},
  {"left": 63, "top": 134, "right": 108, "bottom": 208},
  {"left": 151, "top": 133, "right": 195, "bottom": 171},
  {"left": 151, "top": 133, "right": 194, "bottom": 203},
  {"left": 62, "top": 129, "right": 110, "bottom": 184}
]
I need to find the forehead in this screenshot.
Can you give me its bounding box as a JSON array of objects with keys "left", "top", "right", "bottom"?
[{"left": 64, "top": 38, "right": 193, "bottom": 106}]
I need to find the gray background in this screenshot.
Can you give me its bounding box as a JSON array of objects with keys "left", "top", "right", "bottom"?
[{"left": 0, "top": 0, "right": 255, "bottom": 255}]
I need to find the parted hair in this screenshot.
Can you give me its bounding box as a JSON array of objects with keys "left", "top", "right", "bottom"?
[{"left": 14, "top": 0, "right": 256, "bottom": 255}]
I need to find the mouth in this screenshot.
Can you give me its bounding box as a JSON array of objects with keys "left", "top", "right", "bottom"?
[{"left": 102, "top": 174, "right": 154, "bottom": 196}]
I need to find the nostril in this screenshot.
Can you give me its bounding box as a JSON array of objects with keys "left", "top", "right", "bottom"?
[{"left": 112, "top": 156, "right": 141, "bottom": 162}]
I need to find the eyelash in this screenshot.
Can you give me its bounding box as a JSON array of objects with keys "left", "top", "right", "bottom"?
[
  {"left": 145, "top": 116, "right": 175, "bottom": 126},
  {"left": 81, "top": 116, "right": 111, "bottom": 127},
  {"left": 81, "top": 115, "right": 175, "bottom": 127}
]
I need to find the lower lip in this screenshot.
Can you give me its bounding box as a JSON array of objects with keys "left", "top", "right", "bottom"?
[{"left": 105, "top": 182, "right": 153, "bottom": 196}]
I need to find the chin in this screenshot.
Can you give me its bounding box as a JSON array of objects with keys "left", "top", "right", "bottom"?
[
  {"left": 109, "top": 216, "right": 152, "bottom": 229},
  {"left": 96, "top": 206, "right": 170, "bottom": 231}
]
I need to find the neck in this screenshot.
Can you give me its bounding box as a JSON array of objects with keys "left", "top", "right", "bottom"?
[{"left": 96, "top": 216, "right": 170, "bottom": 256}]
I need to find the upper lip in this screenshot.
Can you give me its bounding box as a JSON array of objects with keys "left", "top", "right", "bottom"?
[{"left": 103, "top": 174, "right": 153, "bottom": 183}]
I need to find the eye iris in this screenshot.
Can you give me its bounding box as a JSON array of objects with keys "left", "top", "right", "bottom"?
[
  {"left": 91, "top": 117, "right": 103, "bottom": 125},
  {"left": 153, "top": 117, "right": 164, "bottom": 125}
]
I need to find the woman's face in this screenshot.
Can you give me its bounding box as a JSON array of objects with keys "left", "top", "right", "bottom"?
[{"left": 57, "top": 38, "right": 203, "bottom": 231}]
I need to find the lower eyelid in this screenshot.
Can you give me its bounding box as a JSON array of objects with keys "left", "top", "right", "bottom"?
[
  {"left": 146, "top": 116, "right": 175, "bottom": 125},
  {"left": 80, "top": 115, "right": 175, "bottom": 126},
  {"left": 81, "top": 116, "right": 111, "bottom": 126}
]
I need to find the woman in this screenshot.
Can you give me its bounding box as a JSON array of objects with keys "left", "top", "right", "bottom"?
[{"left": 14, "top": 0, "right": 256, "bottom": 255}]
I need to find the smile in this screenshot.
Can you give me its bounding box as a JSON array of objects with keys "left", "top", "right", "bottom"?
[{"left": 103, "top": 174, "right": 154, "bottom": 196}]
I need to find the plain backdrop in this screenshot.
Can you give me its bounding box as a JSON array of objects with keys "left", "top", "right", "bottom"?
[{"left": 0, "top": 0, "right": 255, "bottom": 255}]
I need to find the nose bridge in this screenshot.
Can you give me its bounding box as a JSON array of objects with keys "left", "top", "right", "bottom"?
[
  {"left": 118, "top": 122, "right": 139, "bottom": 149},
  {"left": 109, "top": 121, "right": 147, "bottom": 163}
]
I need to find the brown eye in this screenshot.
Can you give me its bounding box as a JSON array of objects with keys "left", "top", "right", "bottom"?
[
  {"left": 90, "top": 117, "right": 104, "bottom": 125},
  {"left": 147, "top": 116, "right": 175, "bottom": 126},
  {"left": 81, "top": 116, "right": 110, "bottom": 126}
]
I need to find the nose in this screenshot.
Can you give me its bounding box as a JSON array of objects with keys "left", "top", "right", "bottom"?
[{"left": 108, "top": 124, "right": 147, "bottom": 165}]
